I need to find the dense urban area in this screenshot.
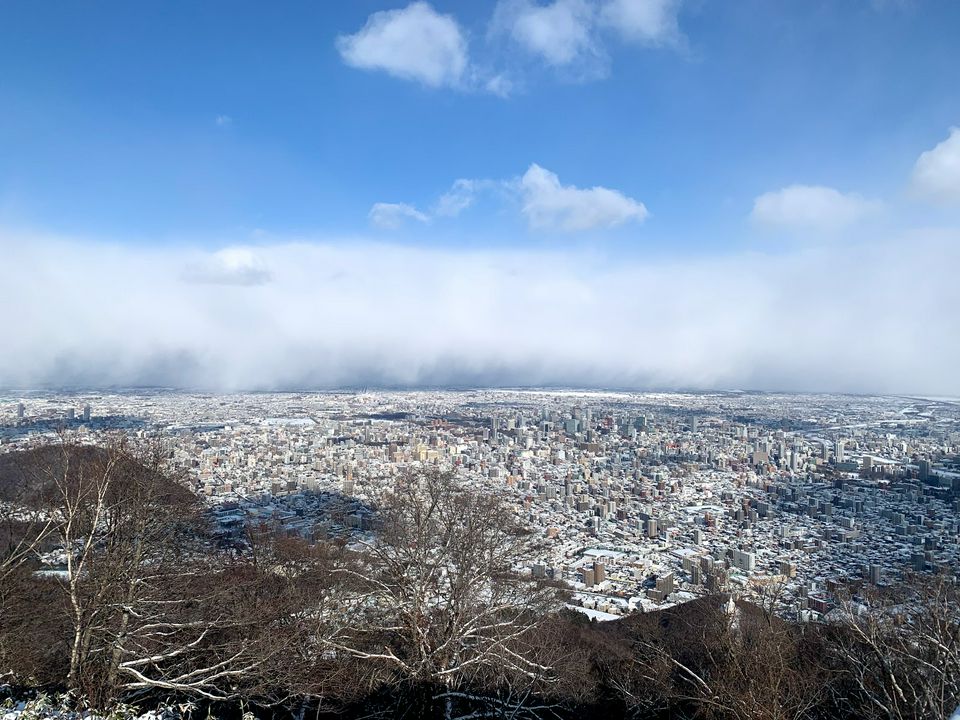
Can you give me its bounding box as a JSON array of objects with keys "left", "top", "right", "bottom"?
[{"left": 4, "top": 389, "right": 958, "bottom": 622}]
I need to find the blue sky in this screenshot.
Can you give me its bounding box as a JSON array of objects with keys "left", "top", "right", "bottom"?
[
  {"left": 2, "top": 0, "right": 957, "bottom": 246},
  {"left": 2, "top": 1, "right": 959, "bottom": 392}
]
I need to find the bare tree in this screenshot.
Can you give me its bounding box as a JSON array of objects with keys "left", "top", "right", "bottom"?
[
  {"left": 620, "top": 595, "right": 828, "bottom": 720},
  {"left": 4, "top": 437, "right": 266, "bottom": 705},
  {"left": 0, "top": 447, "right": 57, "bottom": 582},
  {"left": 0, "top": 446, "right": 60, "bottom": 674},
  {"left": 315, "top": 469, "right": 566, "bottom": 718},
  {"left": 227, "top": 523, "right": 367, "bottom": 713},
  {"left": 829, "top": 574, "right": 960, "bottom": 720}
]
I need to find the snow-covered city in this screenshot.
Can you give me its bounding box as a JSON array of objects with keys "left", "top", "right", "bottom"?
[{"left": 5, "top": 390, "right": 958, "bottom": 622}]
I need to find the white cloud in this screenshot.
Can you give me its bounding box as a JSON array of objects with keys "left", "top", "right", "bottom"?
[
  {"left": 598, "top": 0, "right": 683, "bottom": 46},
  {"left": 336, "top": 2, "right": 468, "bottom": 88},
  {"left": 2, "top": 227, "right": 958, "bottom": 394},
  {"left": 750, "top": 184, "right": 880, "bottom": 234},
  {"left": 337, "top": 1, "right": 686, "bottom": 92},
  {"left": 214, "top": 114, "right": 233, "bottom": 127},
  {"left": 490, "top": 0, "right": 684, "bottom": 76},
  {"left": 493, "top": 0, "right": 598, "bottom": 67},
  {"left": 434, "top": 179, "right": 481, "bottom": 217},
  {"left": 369, "top": 202, "right": 430, "bottom": 229},
  {"left": 911, "top": 127, "right": 960, "bottom": 206},
  {"left": 181, "top": 247, "right": 270, "bottom": 286},
  {"left": 374, "top": 165, "right": 646, "bottom": 232},
  {"left": 518, "top": 163, "right": 648, "bottom": 231},
  {"left": 371, "top": 178, "right": 492, "bottom": 226},
  {"left": 483, "top": 74, "right": 515, "bottom": 97}
]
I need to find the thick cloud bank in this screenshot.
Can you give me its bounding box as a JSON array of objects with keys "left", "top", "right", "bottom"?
[{"left": 2, "top": 228, "right": 958, "bottom": 394}]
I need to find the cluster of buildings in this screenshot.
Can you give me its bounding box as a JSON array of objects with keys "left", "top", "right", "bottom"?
[{"left": 3, "top": 389, "right": 959, "bottom": 620}]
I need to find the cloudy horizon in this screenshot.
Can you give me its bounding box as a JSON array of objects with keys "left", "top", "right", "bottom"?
[
  {"left": 3, "top": 218, "right": 958, "bottom": 396},
  {"left": 2, "top": 2, "right": 959, "bottom": 395}
]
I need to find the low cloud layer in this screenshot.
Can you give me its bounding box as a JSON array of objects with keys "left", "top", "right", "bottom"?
[
  {"left": 2, "top": 227, "right": 957, "bottom": 395},
  {"left": 181, "top": 248, "right": 272, "bottom": 286},
  {"left": 751, "top": 185, "right": 881, "bottom": 234}
]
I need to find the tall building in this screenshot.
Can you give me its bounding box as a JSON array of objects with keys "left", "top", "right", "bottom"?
[
  {"left": 594, "top": 560, "right": 606, "bottom": 583},
  {"left": 778, "top": 559, "right": 797, "bottom": 577},
  {"left": 82, "top": 404, "right": 91, "bottom": 423},
  {"left": 835, "top": 438, "right": 845, "bottom": 463},
  {"left": 582, "top": 567, "right": 596, "bottom": 587},
  {"left": 706, "top": 568, "right": 729, "bottom": 593},
  {"left": 649, "top": 572, "right": 675, "bottom": 602},
  {"left": 16, "top": 402, "right": 24, "bottom": 420},
  {"left": 731, "top": 549, "right": 756, "bottom": 572}
]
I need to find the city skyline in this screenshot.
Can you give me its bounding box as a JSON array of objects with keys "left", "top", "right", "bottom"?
[
  {"left": 5, "top": 387, "right": 959, "bottom": 616},
  {"left": 2, "top": 1, "right": 959, "bottom": 393}
]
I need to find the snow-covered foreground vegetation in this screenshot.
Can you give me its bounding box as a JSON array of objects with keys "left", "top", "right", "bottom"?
[{"left": 1, "top": 691, "right": 187, "bottom": 720}]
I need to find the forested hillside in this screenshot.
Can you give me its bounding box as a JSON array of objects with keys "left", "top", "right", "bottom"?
[{"left": 2, "top": 442, "right": 958, "bottom": 719}]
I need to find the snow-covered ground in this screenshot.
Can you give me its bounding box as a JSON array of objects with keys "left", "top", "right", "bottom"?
[{"left": 0, "top": 691, "right": 218, "bottom": 720}]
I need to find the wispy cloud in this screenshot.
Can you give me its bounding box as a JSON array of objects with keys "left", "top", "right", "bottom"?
[
  {"left": 370, "top": 164, "right": 647, "bottom": 232},
  {"left": 492, "top": 0, "right": 600, "bottom": 68},
  {"left": 489, "top": 0, "right": 685, "bottom": 80},
  {"left": 369, "top": 202, "right": 431, "bottom": 229},
  {"left": 434, "top": 179, "right": 484, "bottom": 218},
  {"left": 598, "top": 0, "right": 684, "bottom": 47}
]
